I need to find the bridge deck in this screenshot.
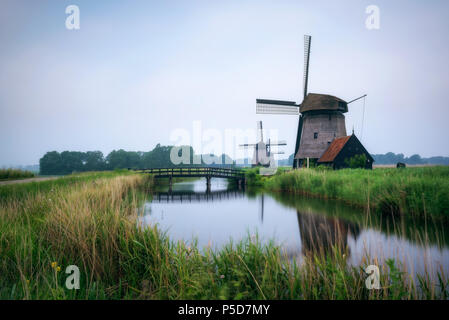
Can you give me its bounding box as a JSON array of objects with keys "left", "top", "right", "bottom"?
[{"left": 132, "top": 167, "right": 245, "bottom": 180}]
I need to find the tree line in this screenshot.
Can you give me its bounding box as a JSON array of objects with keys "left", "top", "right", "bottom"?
[
  {"left": 370, "top": 152, "right": 449, "bottom": 165},
  {"left": 39, "top": 145, "right": 235, "bottom": 175},
  {"left": 277, "top": 152, "right": 449, "bottom": 166}
]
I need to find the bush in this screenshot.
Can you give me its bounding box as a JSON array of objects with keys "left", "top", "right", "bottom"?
[{"left": 345, "top": 154, "right": 368, "bottom": 169}]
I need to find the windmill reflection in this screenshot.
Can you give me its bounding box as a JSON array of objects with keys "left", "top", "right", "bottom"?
[
  {"left": 296, "top": 210, "right": 360, "bottom": 257},
  {"left": 257, "top": 193, "right": 360, "bottom": 257}
]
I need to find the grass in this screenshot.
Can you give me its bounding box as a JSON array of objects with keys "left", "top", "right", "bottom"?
[
  {"left": 264, "top": 166, "right": 449, "bottom": 219},
  {"left": 0, "top": 171, "right": 447, "bottom": 299},
  {"left": 0, "top": 168, "right": 35, "bottom": 180}
]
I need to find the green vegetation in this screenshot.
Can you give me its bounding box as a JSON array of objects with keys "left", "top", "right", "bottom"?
[
  {"left": 0, "top": 168, "right": 35, "bottom": 180},
  {"left": 264, "top": 166, "right": 449, "bottom": 219},
  {"left": 0, "top": 171, "right": 446, "bottom": 299},
  {"left": 345, "top": 154, "right": 368, "bottom": 169},
  {"left": 39, "top": 145, "right": 235, "bottom": 175},
  {"left": 0, "top": 172, "right": 449, "bottom": 299}
]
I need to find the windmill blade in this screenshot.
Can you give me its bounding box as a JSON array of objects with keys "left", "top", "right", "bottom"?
[
  {"left": 303, "top": 35, "right": 311, "bottom": 100},
  {"left": 256, "top": 99, "right": 300, "bottom": 115},
  {"left": 267, "top": 140, "right": 287, "bottom": 146},
  {"left": 239, "top": 144, "right": 257, "bottom": 148},
  {"left": 257, "top": 121, "right": 263, "bottom": 142}
]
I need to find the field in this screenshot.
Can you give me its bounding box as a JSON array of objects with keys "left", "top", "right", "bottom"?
[
  {"left": 262, "top": 166, "right": 449, "bottom": 220},
  {"left": 0, "top": 171, "right": 447, "bottom": 299}
]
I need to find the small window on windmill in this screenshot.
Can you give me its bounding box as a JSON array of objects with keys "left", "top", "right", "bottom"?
[
  {"left": 314, "top": 132, "right": 318, "bottom": 139},
  {"left": 327, "top": 141, "right": 331, "bottom": 145}
]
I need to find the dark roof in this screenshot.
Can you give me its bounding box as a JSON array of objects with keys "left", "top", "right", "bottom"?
[
  {"left": 317, "top": 136, "right": 351, "bottom": 163},
  {"left": 300, "top": 93, "right": 348, "bottom": 113}
]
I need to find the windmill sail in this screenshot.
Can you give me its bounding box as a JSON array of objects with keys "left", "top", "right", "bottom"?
[
  {"left": 267, "top": 140, "right": 287, "bottom": 146},
  {"left": 256, "top": 99, "right": 299, "bottom": 115},
  {"left": 257, "top": 121, "right": 264, "bottom": 142},
  {"left": 303, "top": 35, "right": 311, "bottom": 100}
]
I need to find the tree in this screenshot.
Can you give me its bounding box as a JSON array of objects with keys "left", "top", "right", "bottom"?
[
  {"left": 105, "top": 150, "right": 142, "bottom": 169},
  {"left": 84, "top": 151, "right": 105, "bottom": 171},
  {"left": 407, "top": 154, "right": 424, "bottom": 165},
  {"left": 40, "top": 151, "right": 63, "bottom": 175},
  {"left": 60, "top": 151, "right": 84, "bottom": 174}
]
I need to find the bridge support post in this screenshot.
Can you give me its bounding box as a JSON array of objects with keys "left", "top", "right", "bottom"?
[
  {"left": 169, "top": 175, "right": 173, "bottom": 193},
  {"left": 206, "top": 176, "right": 211, "bottom": 193}
]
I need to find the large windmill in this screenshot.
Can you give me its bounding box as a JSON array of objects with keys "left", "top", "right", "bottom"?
[
  {"left": 256, "top": 35, "right": 366, "bottom": 168},
  {"left": 240, "top": 121, "right": 286, "bottom": 167}
]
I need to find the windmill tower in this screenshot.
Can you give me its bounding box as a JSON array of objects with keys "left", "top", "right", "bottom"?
[
  {"left": 240, "top": 121, "right": 286, "bottom": 167},
  {"left": 256, "top": 35, "right": 366, "bottom": 168}
]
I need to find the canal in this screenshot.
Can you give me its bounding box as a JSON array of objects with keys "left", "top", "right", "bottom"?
[{"left": 141, "top": 177, "right": 449, "bottom": 280}]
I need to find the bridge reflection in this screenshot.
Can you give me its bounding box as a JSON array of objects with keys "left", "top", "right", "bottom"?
[{"left": 152, "top": 189, "right": 246, "bottom": 203}]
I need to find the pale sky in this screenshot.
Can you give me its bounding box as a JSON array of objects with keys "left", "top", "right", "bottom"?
[{"left": 1, "top": 0, "right": 448, "bottom": 166}]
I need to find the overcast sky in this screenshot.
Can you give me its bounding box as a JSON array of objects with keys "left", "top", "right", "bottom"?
[{"left": 1, "top": 0, "right": 448, "bottom": 166}]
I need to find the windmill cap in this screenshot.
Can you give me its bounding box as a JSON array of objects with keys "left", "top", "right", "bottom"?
[{"left": 300, "top": 93, "right": 348, "bottom": 113}]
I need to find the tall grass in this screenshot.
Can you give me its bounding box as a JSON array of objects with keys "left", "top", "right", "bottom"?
[
  {"left": 266, "top": 167, "right": 449, "bottom": 219},
  {"left": 0, "top": 168, "right": 35, "bottom": 180},
  {"left": 0, "top": 171, "right": 447, "bottom": 299}
]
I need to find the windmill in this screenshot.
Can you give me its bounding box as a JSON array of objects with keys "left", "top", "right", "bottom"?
[
  {"left": 256, "top": 35, "right": 366, "bottom": 168},
  {"left": 240, "top": 121, "right": 286, "bottom": 167}
]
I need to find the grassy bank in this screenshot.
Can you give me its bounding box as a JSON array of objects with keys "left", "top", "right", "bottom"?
[
  {"left": 261, "top": 166, "right": 449, "bottom": 219},
  {"left": 0, "top": 171, "right": 447, "bottom": 299},
  {"left": 0, "top": 168, "right": 35, "bottom": 181}
]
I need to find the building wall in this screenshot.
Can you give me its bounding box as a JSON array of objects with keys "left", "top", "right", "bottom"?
[
  {"left": 296, "top": 112, "right": 347, "bottom": 159},
  {"left": 333, "top": 136, "right": 373, "bottom": 169}
]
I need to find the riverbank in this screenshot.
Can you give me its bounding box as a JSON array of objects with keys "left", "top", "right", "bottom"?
[
  {"left": 249, "top": 166, "right": 449, "bottom": 220},
  {"left": 0, "top": 171, "right": 447, "bottom": 299}
]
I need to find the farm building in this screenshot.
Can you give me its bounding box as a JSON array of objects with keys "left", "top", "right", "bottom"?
[{"left": 317, "top": 134, "right": 373, "bottom": 169}]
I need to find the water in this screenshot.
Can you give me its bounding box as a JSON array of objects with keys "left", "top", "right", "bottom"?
[{"left": 141, "top": 178, "right": 449, "bottom": 279}]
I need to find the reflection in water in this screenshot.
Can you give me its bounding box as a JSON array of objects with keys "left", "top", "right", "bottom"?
[
  {"left": 296, "top": 210, "right": 360, "bottom": 258},
  {"left": 142, "top": 178, "right": 449, "bottom": 280}
]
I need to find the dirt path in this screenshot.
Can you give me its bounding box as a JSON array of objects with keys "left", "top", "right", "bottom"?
[{"left": 0, "top": 176, "right": 59, "bottom": 186}]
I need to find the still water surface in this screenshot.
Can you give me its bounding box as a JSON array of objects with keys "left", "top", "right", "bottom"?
[{"left": 142, "top": 178, "right": 449, "bottom": 279}]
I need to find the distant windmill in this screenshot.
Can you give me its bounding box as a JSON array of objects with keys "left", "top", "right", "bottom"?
[
  {"left": 240, "top": 121, "right": 286, "bottom": 167},
  {"left": 256, "top": 35, "right": 366, "bottom": 168}
]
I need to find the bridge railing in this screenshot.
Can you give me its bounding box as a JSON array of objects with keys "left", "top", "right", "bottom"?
[{"left": 130, "top": 167, "right": 245, "bottom": 178}]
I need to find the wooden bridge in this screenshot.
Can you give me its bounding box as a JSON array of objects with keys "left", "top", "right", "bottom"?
[{"left": 131, "top": 167, "right": 246, "bottom": 191}]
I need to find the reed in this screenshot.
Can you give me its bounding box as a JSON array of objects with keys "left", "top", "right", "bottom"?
[
  {"left": 0, "top": 168, "right": 35, "bottom": 180},
  {"left": 265, "top": 166, "right": 449, "bottom": 219},
  {"left": 0, "top": 171, "right": 446, "bottom": 299}
]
